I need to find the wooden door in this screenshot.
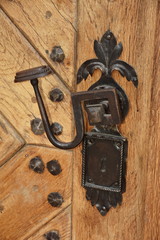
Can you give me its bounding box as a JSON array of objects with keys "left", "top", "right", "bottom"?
[{"left": 0, "top": 1, "right": 159, "bottom": 240}]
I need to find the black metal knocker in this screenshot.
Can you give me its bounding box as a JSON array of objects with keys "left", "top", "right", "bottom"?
[{"left": 15, "top": 30, "right": 138, "bottom": 216}]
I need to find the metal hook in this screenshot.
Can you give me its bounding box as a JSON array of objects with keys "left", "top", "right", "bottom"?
[{"left": 15, "top": 66, "right": 84, "bottom": 149}]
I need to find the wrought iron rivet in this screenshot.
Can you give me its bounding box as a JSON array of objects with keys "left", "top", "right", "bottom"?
[
  {"left": 106, "top": 34, "right": 111, "bottom": 40},
  {"left": 47, "top": 160, "right": 62, "bottom": 175},
  {"left": 50, "top": 46, "right": 65, "bottom": 62},
  {"left": 48, "top": 192, "right": 64, "bottom": 207},
  {"left": 44, "top": 231, "right": 60, "bottom": 240},
  {"left": 87, "top": 139, "right": 95, "bottom": 145},
  {"left": 31, "top": 118, "right": 44, "bottom": 135},
  {"left": 115, "top": 142, "right": 121, "bottom": 150},
  {"left": 29, "top": 156, "right": 45, "bottom": 173},
  {"left": 51, "top": 122, "right": 63, "bottom": 135},
  {"left": 49, "top": 88, "right": 64, "bottom": 102},
  {"left": 88, "top": 178, "right": 93, "bottom": 183},
  {"left": 114, "top": 182, "right": 119, "bottom": 186}
]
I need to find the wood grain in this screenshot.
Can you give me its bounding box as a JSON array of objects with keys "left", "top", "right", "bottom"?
[
  {"left": 0, "top": 0, "right": 77, "bottom": 89},
  {"left": 143, "top": 3, "right": 160, "bottom": 239},
  {"left": 73, "top": 0, "right": 160, "bottom": 240},
  {"left": 0, "top": 112, "right": 25, "bottom": 166},
  {"left": 0, "top": 9, "right": 73, "bottom": 146},
  {"left": 28, "top": 206, "right": 71, "bottom": 240},
  {"left": 0, "top": 0, "right": 160, "bottom": 239},
  {"left": 0, "top": 145, "right": 72, "bottom": 240}
]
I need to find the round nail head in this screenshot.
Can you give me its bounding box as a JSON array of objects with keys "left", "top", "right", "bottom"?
[
  {"left": 48, "top": 192, "right": 64, "bottom": 207},
  {"left": 50, "top": 46, "right": 65, "bottom": 62},
  {"left": 51, "top": 122, "right": 63, "bottom": 135},
  {"left": 44, "top": 231, "right": 60, "bottom": 240},
  {"left": 31, "top": 118, "right": 44, "bottom": 135},
  {"left": 29, "top": 156, "right": 45, "bottom": 173},
  {"left": 47, "top": 160, "right": 62, "bottom": 175},
  {"left": 49, "top": 88, "right": 64, "bottom": 102}
]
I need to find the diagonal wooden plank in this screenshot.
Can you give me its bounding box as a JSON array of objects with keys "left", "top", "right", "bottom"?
[
  {"left": 0, "top": 112, "right": 25, "bottom": 166},
  {"left": 1, "top": 0, "right": 77, "bottom": 90},
  {"left": 27, "top": 206, "right": 71, "bottom": 240},
  {"left": 0, "top": 9, "right": 74, "bottom": 146},
  {"left": 0, "top": 145, "right": 72, "bottom": 240}
]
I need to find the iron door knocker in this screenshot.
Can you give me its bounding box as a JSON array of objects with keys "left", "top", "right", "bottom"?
[{"left": 14, "top": 30, "right": 138, "bottom": 216}]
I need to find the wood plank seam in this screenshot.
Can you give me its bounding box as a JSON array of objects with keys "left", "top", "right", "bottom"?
[
  {"left": 0, "top": 6, "right": 73, "bottom": 92},
  {"left": 50, "top": 0, "right": 77, "bottom": 32},
  {"left": 24, "top": 204, "right": 72, "bottom": 240},
  {"left": 0, "top": 111, "right": 26, "bottom": 167}
]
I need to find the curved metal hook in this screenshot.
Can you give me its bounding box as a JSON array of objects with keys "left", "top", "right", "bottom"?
[
  {"left": 31, "top": 79, "right": 84, "bottom": 149},
  {"left": 14, "top": 66, "right": 84, "bottom": 149}
]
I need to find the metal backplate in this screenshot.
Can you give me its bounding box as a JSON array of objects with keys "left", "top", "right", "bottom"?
[
  {"left": 82, "top": 131, "right": 128, "bottom": 215},
  {"left": 82, "top": 132, "right": 127, "bottom": 192}
]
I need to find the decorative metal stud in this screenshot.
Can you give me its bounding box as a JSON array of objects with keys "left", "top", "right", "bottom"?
[
  {"left": 31, "top": 118, "right": 44, "bottom": 135},
  {"left": 51, "top": 122, "right": 63, "bottom": 135},
  {"left": 49, "top": 88, "right": 64, "bottom": 102},
  {"left": 48, "top": 192, "right": 64, "bottom": 207},
  {"left": 47, "top": 160, "right": 62, "bottom": 175},
  {"left": 29, "top": 156, "right": 45, "bottom": 173},
  {"left": 50, "top": 46, "right": 65, "bottom": 62},
  {"left": 44, "top": 231, "right": 60, "bottom": 240}
]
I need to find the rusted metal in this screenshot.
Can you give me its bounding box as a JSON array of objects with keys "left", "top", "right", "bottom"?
[
  {"left": 47, "top": 192, "right": 64, "bottom": 207},
  {"left": 14, "top": 65, "right": 52, "bottom": 82},
  {"left": 82, "top": 131, "right": 127, "bottom": 215},
  {"left": 44, "top": 231, "right": 60, "bottom": 240},
  {"left": 49, "top": 88, "right": 64, "bottom": 102},
  {"left": 31, "top": 118, "right": 44, "bottom": 135},
  {"left": 47, "top": 160, "right": 62, "bottom": 175},
  {"left": 50, "top": 46, "right": 65, "bottom": 62},
  {"left": 14, "top": 30, "right": 138, "bottom": 216},
  {"left": 29, "top": 156, "right": 45, "bottom": 174},
  {"left": 51, "top": 122, "right": 63, "bottom": 135}
]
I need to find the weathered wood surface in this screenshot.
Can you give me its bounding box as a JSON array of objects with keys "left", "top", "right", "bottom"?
[
  {"left": 0, "top": 112, "right": 25, "bottom": 166},
  {"left": 0, "top": 145, "right": 72, "bottom": 240},
  {"left": 1, "top": 0, "right": 77, "bottom": 89},
  {"left": 28, "top": 206, "right": 71, "bottom": 240},
  {"left": 73, "top": 0, "right": 160, "bottom": 240},
  {"left": 0, "top": 5, "right": 74, "bottom": 239},
  {"left": 0, "top": 9, "right": 73, "bottom": 146},
  {"left": 143, "top": 3, "right": 160, "bottom": 239},
  {"left": 0, "top": 0, "right": 160, "bottom": 239}
]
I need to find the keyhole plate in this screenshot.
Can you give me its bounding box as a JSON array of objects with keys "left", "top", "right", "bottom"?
[{"left": 82, "top": 131, "right": 127, "bottom": 192}]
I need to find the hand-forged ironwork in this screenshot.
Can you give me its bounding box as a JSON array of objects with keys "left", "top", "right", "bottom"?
[
  {"left": 77, "top": 30, "right": 138, "bottom": 87},
  {"left": 14, "top": 29, "right": 138, "bottom": 216}
]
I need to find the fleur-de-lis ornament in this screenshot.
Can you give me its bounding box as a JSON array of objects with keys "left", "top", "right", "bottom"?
[
  {"left": 77, "top": 30, "right": 138, "bottom": 216},
  {"left": 77, "top": 30, "right": 138, "bottom": 120}
]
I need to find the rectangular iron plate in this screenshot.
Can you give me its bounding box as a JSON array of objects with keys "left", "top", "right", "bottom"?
[{"left": 82, "top": 132, "right": 127, "bottom": 192}]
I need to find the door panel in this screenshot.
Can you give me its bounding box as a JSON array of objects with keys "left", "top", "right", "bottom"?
[
  {"left": 0, "top": 1, "right": 160, "bottom": 240},
  {"left": 73, "top": 1, "right": 159, "bottom": 240},
  {"left": 0, "top": 9, "right": 73, "bottom": 145},
  {"left": 0, "top": 112, "right": 24, "bottom": 166},
  {"left": 1, "top": 0, "right": 77, "bottom": 89},
  {"left": 143, "top": 6, "right": 160, "bottom": 238},
  {"left": 0, "top": 145, "right": 72, "bottom": 239},
  {"left": 28, "top": 206, "right": 71, "bottom": 240}
]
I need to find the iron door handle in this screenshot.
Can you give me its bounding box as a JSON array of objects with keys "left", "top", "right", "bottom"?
[{"left": 14, "top": 30, "right": 138, "bottom": 215}]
